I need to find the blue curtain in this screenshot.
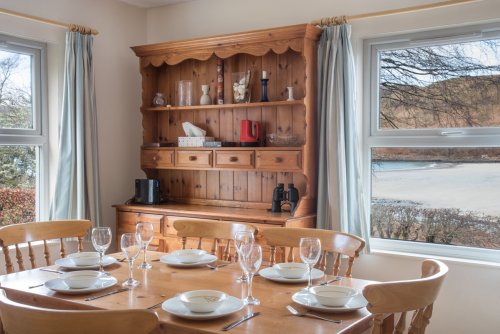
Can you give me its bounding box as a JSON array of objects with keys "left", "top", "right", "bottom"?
[
  {"left": 50, "top": 32, "right": 101, "bottom": 227},
  {"left": 316, "top": 24, "right": 369, "bottom": 250}
]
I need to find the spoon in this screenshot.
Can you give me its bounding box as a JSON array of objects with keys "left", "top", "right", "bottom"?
[{"left": 286, "top": 305, "right": 341, "bottom": 324}]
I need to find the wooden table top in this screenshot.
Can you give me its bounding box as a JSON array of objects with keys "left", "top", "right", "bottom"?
[{"left": 0, "top": 252, "right": 374, "bottom": 334}]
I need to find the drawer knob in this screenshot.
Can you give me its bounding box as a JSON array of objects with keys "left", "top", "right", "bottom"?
[
  {"left": 153, "top": 155, "right": 158, "bottom": 161},
  {"left": 274, "top": 157, "right": 284, "bottom": 163},
  {"left": 189, "top": 156, "right": 197, "bottom": 161},
  {"left": 229, "top": 156, "right": 238, "bottom": 162}
]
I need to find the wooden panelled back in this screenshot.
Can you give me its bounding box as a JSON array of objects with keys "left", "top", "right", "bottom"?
[
  {"left": 261, "top": 227, "right": 365, "bottom": 277},
  {"left": 362, "top": 259, "right": 448, "bottom": 334},
  {"left": 173, "top": 219, "right": 257, "bottom": 261},
  {"left": 0, "top": 289, "right": 158, "bottom": 334},
  {"left": 0, "top": 220, "right": 92, "bottom": 273}
]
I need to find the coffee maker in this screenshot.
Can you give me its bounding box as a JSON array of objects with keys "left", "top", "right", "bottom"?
[{"left": 271, "top": 183, "right": 299, "bottom": 213}]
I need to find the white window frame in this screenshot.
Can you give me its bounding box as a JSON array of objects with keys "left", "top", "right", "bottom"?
[
  {"left": 0, "top": 33, "right": 48, "bottom": 221},
  {"left": 363, "top": 23, "right": 500, "bottom": 263}
]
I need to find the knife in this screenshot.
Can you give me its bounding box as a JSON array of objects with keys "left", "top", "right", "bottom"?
[
  {"left": 318, "top": 277, "right": 342, "bottom": 286},
  {"left": 222, "top": 312, "right": 261, "bottom": 331},
  {"left": 85, "top": 288, "right": 128, "bottom": 301}
]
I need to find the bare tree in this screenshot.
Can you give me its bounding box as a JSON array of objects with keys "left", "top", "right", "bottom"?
[{"left": 379, "top": 40, "right": 500, "bottom": 129}]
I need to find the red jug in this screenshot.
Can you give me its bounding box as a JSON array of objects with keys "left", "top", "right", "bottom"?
[{"left": 240, "top": 120, "right": 260, "bottom": 147}]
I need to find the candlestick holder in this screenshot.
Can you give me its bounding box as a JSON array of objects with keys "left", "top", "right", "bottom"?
[{"left": 260, "top": 78, "right": 269, "bottom": 102}]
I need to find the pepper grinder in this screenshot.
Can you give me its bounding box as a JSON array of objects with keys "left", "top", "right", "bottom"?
[{"left": 260, "top": 70, "right": 269, "bottom": 102}]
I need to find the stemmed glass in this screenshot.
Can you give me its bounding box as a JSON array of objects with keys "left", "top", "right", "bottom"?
[
  {"left": 91, "top": 227, "right": 112, "bottom": 273},
  {"left": 121, "top": 233, "right": 141, "bottom": 287},
  {"left": 238, "top": 243, "right": 262, "bottom": 305},
  {"left": 233, "top": 231, "right": 255, "bottom": 282},
  {"left": 299, "top": 237, "right": 321, "bottom": 292},
  {"left": 136, "top": 222, "right": 154, "bottom": 269}
]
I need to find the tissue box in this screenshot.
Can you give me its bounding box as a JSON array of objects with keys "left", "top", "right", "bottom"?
[{"left": 178, "top": 136, "right": 214, "bottom": 147}]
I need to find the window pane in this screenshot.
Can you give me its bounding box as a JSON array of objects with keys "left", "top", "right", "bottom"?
[
  {"left": 0, "top": 50, "right": 34, "bottom": 129},
  {"left": 0, "top": 145, "right": 36, "bottom": 225},
  {"left": 371, "top": 147, "right": 500, "bottom": 249},
  {"left": 379, "top": 39, "right": 500, "bottom": 129}
]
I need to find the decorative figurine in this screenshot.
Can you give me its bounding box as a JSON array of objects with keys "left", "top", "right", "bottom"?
[{"left": 200, "top": 84, "right": 211, "bottom": 105}]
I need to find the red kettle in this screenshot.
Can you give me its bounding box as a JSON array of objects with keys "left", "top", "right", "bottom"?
[{"left": 240, "top": 120, "right": 260, "bottom": 147}]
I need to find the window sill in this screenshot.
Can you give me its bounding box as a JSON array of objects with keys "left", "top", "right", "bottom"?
[{"left": 370, "top": 238, "right": 500, "bottom": 268}]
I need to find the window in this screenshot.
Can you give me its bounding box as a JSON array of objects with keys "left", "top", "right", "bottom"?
[
  {"left": 0, "top": 33, "right": 47, "bottom": 225},
  {"left": 364, "top": 23, "right": 500, "bottom": 262}
]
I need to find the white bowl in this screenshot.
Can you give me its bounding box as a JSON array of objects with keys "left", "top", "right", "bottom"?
[
  {"left": 309, "top": 285, "right": 358, "bottom": 307},
  {"left": 172, "top": 249, "right": 207, "bottom": 263},
  {"left": 273, "top": 262, "right": 308, "bottom": 279},
  {"left": 179, "top": 290, "right": 227, "bottom": 313},
  {"left": 67, "top": 252, "right": 101, "bottom": 266},
  {"left": 61, "top": 270, "right": 103, "bottom": 289}
]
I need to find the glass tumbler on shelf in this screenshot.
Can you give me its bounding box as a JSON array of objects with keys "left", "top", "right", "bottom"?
[
  {"left": 176, "top": 80, "right": 193, "bottom": 106},
  {"left": 136, "top": 222, "right": 154, "bottom": 269},
  {"left": 299, "top": 237, "right": 321, "bottom": 292},
  {"left": 234, "top": 231, "right": 255, "bottom": 283},
  {"left": 238, "top": 243, "right": 262, "bottom": 305},
  {"left": 91, "top": 227, "right": 112, "bottom": 273},
  {"left": 121, "top": 233, "right": 142, "bottom": 287}
]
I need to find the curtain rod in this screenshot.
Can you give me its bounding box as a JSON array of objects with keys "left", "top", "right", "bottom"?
[
  {"left": 311, "top": 0, "right": 481, "bottom": 26},
  {"left": 0, "top": 7, "right": 98, "bottom": 35}
]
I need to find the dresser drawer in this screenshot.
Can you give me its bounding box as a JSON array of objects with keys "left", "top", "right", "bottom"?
[
  {"left": 141, "top": 149, "right": 174, "bottom": 169},
  {"left": 215, "top": 151, "right": 254, "bottom": 169},
  {"left": 176, "top": 150, "right": 213, "bottom": 168},
  {"left": 255, "top": 150, "right": 302, "bottom": 171}
]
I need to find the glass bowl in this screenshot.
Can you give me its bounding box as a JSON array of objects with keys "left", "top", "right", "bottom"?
[{"left": 266, "top": 133, "right": 302, "bottom": 147}]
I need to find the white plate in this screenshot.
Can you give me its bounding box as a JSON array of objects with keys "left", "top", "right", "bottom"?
[
  {"left": 160, "top": 253, "right": 217, "bottom": 267},
  {"left": 55, "top": 256, "right": 118, "bottom": 270},
  {"left": 292, "top": 291, "right": 367, "bottom": 313},
  {"left": 258, "top": 267, "right": 324, "bottom": 283},
  {"left": 162, "top": 295, "right": 244, "bottom": 320},
  {"left": 44, "top": 276, "right": 118, "bottom": 295}
]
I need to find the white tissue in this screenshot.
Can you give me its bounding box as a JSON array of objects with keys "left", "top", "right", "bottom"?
[{"left": 182, "top": 122, "right": 206, "bottom": 137}]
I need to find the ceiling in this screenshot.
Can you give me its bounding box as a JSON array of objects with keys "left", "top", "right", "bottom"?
[{"left": 118, "top": 0, "right": 194, "bottom": 8}]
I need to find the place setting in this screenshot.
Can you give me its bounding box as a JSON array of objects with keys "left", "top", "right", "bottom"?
[
  {"left": 43, "top": 270, "right": 118, "bottom": 295},
  {"left": 159, "top": 249, "right": 218, "bottom": 267}
]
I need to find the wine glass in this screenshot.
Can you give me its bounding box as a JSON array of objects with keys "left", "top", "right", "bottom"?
[
  {"left": 91, "top": 227, "right": 112, "bottom": 273},
  {"left": 233, "top": 231, "right": 255, "bottom": 282},
  {"left": 121, "top": 233, "right": 141, "bottom": 287},
  {"left": 136, "top": 222, "right": 154, "bottom": 269},
  {"left": 299, "top": 237, "right": 321, "bottom": 292},
  {"left": 238, "top": 243, "right": 262, "bottom": 305}
]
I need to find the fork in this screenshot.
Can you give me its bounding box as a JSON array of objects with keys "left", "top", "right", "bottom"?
[{"left": 286, "top": 305, "right": 341, "bottom": 324}]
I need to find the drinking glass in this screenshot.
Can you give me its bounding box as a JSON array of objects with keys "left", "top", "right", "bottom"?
[
  {"left": 299, "top": 237, "right": 321, "bottom": 292},
  {"left": 91, "top": 227, "right": 112, "bottom": 273},
  {"left": 121, "top": 233, "right": 141, "bottom": 287},
  {"left": 233, "top": 231, "right": 255, "bottom": 283},
  {"left": 136, "top": 222, "right": 154, "bottom": 269},
  {"left": 238, "top": 243, "right": 262, "bottom": 305}
]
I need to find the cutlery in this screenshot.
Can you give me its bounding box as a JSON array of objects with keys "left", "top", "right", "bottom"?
[
  {"left": 39, "top": 268, "right": 64, "bottom": 274},
  {"left": 85, "top": 288, "right": 128, "bottom": 301},
  {"left": 222, "top": 312, "right": 261, "bottom": 331},
  {"left": 28, "top": 283, "right": 44, "bottom": 289},
  {"left": 146, "top": 301, "right": 165, "bottom": 310},
  {"left": 207, "top": 263, "right": 229, "bottom": 270},
  {"left": 318, "top": 277, "right": 342, "bottom": 286},
  {"left": 286, "top": 305, "right": 341, "bottom": 324}
]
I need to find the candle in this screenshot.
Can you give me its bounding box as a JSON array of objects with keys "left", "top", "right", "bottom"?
[{"left": 262, "top": 70, "right": 267, "bottom": 79}]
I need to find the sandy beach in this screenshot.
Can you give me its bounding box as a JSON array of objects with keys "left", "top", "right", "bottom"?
[{"left": 372, "top": 162, "right": 500, "bottom": 216}]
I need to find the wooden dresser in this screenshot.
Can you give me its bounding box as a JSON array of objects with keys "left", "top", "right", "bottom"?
[{"left": 115, "top": 23, "right": 322, "bottom": 252}]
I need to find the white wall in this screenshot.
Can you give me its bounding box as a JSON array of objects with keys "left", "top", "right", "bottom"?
[
  {"left": 146, "top": 0, "right": 500, "bottom": 333},
  {"left": 0, "top": 0, "right": 148, "bottom": 249}
]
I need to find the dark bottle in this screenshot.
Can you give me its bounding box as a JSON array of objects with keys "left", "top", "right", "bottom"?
[
  {"left": 288, "top": 183, "right": 299, "bottom": 213},
  {"left": 271, "top": 183, "right": 285, "bottom": 212}
]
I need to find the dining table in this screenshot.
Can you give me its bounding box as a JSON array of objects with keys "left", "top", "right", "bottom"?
[{"left": 0, "top": 251, "right": 377, "bottom": 334}]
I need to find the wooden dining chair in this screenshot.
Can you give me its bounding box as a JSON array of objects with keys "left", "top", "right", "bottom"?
[
  {"left": 0, "top": 220, "right": 92, "bottom": 273},
  {"left": 362, "top": 259, "right": 448, "bottom": 334},
  {"left": 0, "top": 289, "right": 158, "bottom": 334},
  {"left": 261, "top": 227, "right": 365, "bottom": 277},
  {"left": 173, "top": 219, "right": 257, "bottom": 261}
]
